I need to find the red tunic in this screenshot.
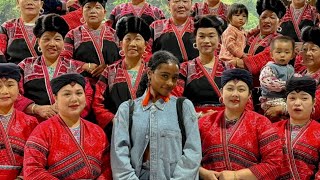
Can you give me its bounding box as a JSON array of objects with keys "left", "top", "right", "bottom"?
[
  {"left": 274, "top": 120, "right": 320, "bottom": 179},
  {"left": 0, "top": 110, "right": 38, "bottom": 176},
  {"left": 24, "top": 115, "right": 111, "bottom": 179},
  {"left": 191, "top": 2, "right": 229, "bottom": 21},
  {"left": 93, "top": 60, "right": 147, "bottom": 129},
  {"left": 199, "top": 110, "right": 283, "bottom": 179},
  {"left": 18, "top": 56, "right": 92, "bottom": 119}
]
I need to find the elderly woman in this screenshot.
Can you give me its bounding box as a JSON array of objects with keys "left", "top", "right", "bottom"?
[
  {"left": 111, "top": 50, "right": 201, "bottom": 179},
  {"left": 109, "top": 0, "right": 165, "bottom": 29},
  {"left": 62, "top": 0, "right": 119, "bottom": 86},
  {"left": 24, "top": 73, "right": 111, "bottom": 179},
  {"left": 0, "top": 0, "right": 44, "bottom": 64},
  {"left": 280, "top": 0, "right": 318, "bottom": 42},
  {"left": 93, "top": 16, "right": 150, "bottom": 139},
  {"left": 229, "top": 0, "right": 286, "bottom": 116},
  {"left": 294, "top": 26, "right": 320, "bottom": 121},
  {"left": 150, "top": 0, "right": 198, "bottom": 63},
  {"left": 199, "top": 69, "right": 283, "bottom": 180},
  {"left": 172, "top": 15, "right": 226, "bottom": 117},
  {"left": 18, "top": 14, "right": 93, "bottom": 120},
  {"left": 191, "top": 0, "right": 229, "bottom": 23},
  {"left": 0, "top": 63, "right": 38, "bottom": 180},
  {"left": 274, "top": 76, "right": 320, "bottom": 179}
]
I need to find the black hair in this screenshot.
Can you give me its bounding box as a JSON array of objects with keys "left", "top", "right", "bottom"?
[
  {"left": 137, "top": 51, "right": 180, "bottom": 97},
  {"left": 270, "top": 36, "right": 295, "bottom": 51},
  {"left": 227, "top": 3, "right": 248, "bottom": 23},
  {"left": 194, "top": 15, "right": 226, "bottom": 36},
  {"left": 33, "top": 14, "right": 69, "bottom": 38}
]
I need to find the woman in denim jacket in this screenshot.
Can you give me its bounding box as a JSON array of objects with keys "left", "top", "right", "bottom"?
[{"left": 111, "top": 50, "right": 202, "bottom": 180}]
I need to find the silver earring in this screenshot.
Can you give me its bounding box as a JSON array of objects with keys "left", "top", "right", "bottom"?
[
  {"left": 193, "top": 43, "right": 197, "bottom": 49},
  {"left": 37, "top": 46, "right": 42, "bottom": 52}
]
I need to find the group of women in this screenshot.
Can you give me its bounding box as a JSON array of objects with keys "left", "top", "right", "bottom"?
[{"left": 0, "top": 0, "right": 320, "bottom": 179}]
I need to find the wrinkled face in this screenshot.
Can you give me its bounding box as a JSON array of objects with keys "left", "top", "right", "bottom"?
[
  {"left": 221, "top": 80, "right": 250, "bottom": 111},
  {"left": 148, "top": 63, "right": 179, "bottom": 97},
  {"left": 83, "top": 2, "right": 106, "bottom": 27},
  {"left": 55, "top": 83, "right": 86, "bottom": 118},
  {"left": 287, "top": 91, "right": 313, "bottom": 122},
  {"left": 230, "top": 12, "right": 247, "bottom": 29},
  {"left": 17, "top": 0, "right": 43, "bottom": 17},
  {"left": 0, "top": 78, "right": 19, "bottom": 110},
  {"left": 271, "top": 41, "right": 294, "bottom": 65},
  {"left": 38, "top": 31, "right": 64, "bottom": 61},
  {"left": 259, "top": 10, "right": 279, "bottom": 35},
  {"left": 196, "top": 27, "right": 219, "bottom": 56},
  {"left": 121, "top": 33, "right": 146, "bottom": 59},
  {"left": 301, "top": 42, "right": 320, "bottom": 70},
  {"left": 168, "top": 0, "right": 192, "bottom": 22}
]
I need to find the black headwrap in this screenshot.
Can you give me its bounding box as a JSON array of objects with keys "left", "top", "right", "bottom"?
[
  {"left": 51, "top": 73, "right": 86, "bottom": 95},
  {"left": 33, "top": 14, "right": 69, "bottom": 38},
  {"left": 79, "top": 0, "right": 107, "bottom": 7},
  {"left": 221, "top": 69, "right": 253, "bottom": 90},
  {"left": 316, "top": 0, "right": 320, "bottom": 13},
  {"left": 0, "top": 63, "right": 21, "bottom": 82},
  {"left": 256, "top": 0, "right": 286, "bottom": 19},
  {"left": 301, "top": 26, "right": 320, "bottom": 47},
  {"left": 286, "top": 76, "right": 316, "bottom": 98},
  {"left": 116, "top": 16, "right": 151, "bottom": 41},
  {"left": 194, "top": 15, "right": 226, "bottom": 36}
]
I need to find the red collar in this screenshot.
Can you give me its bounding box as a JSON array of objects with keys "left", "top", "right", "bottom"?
[{"left": 142, "top": 88, "right": 170, "bottom": 106}]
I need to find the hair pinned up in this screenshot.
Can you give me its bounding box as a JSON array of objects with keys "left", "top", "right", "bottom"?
[
  {"left": 116, "top": 16, "right": 151, "bottom": 41},
  {"left": 256, "top": 0, "right": 286, "bottom": 19},
  {"left": 194, "top": 15, "right": 226, "bottom": 35},
  {"left": 33, "top": 14, "right": 69, "bottom": 38}
]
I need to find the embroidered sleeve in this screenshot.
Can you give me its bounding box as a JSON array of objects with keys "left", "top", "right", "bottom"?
[
  {"left": 61, "top": 29, "right": 75, "bottom": 60},
  {"left": 248, "top": 116, "right": 283, "bottom": 179},
  {"left": 23, "top": 124, "right": 58, "bottom": 179},
  {"left": 221, "top": 28, "right": 245, "bottom": 58},
  {"left": 0, "top": 24, "right": 8, "bottom": 62},
  {"left": 98, "top": 134, "right": 112, "bottom": 180},
  {"left": 259, "top": 65, "right": 286, "bottom": 92},
  {"left": 294, "top": 54, "right": 306, "bottom": 73},
  {"left": 244, "top": 47, "right": 272, "bottom": 75},
  {"left": 171, "top": 99, "right": 202, "bottom": 179},
  {"left": 172, "top": 62, "right": 188, "bottom": 97},
  {"left": 81, "top": 78, "right": 93, "bottom": 118},
  {"left": 92, "top": 68, "right": 114, "bottom": 129},
  {"left": 110, "top": 101, "right": 139, "bottom": 180},
  {"left": 312, "top": 88, "right": 320, "bottom": 121}
]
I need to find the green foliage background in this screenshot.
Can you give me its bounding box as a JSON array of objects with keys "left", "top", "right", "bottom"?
[{"left": 0, "top": 0, "right": 259, "bottom": 30}]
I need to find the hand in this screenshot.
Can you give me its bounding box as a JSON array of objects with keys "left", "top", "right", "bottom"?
[
  {"left": 66, "top": 0, "right": 78, "bottom": 8},
  {"left": 83, "top": 63, "right": 98, "bottom": 73},
  {"left": 91, "top": 64, "right": 107, "bottom": 77},
  {"left": 51, "top": 103, "right": 58, "bottom": 113},
  {"left": 201, "top": 110, "right": 218, "bottom": 118},
  {"left": 203, "top": 170, "right": 220, "bottom": 180},
  {"left": 34, "top": 105, "right": 57, "bottom": 119},
  {"left": 264, "top": 105, "right": 284, "bottom": 118},
  {"left": 218, "top": 170, "right": 236, "bottom": 180}
]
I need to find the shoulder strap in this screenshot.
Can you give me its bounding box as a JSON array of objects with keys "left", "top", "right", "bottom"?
[
  {"left": 128, "top": 99, "right": 135, "bottom": 147},
  {"left": 176, "top": 97, "right": 186, "bottom": 154}
]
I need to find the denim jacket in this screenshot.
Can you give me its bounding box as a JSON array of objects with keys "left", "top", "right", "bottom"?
[{"left": 111, "top": 94, "right": 202, "bottom": 180}]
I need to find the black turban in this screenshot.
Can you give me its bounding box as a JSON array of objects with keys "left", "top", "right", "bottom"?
[
  {"left": 286, "top": 76, "right": 317, "bottom": 98},
  {"left": 79, "top": 0, "right": 107, "bottom": 7},
  {"left": 116, "top": 16, "right": 151, "bottom": 41},
  {"left": 51, "top": 73, "right": 86, "bottom": 95},
  {"left": 221, "top": 69, "right": 253, "bottom": 90},
  {"left": 194, "top": 15, "right": 226, "bottom": 36},
  {"left": 33, "top": 14, "right": 69, "bottom": 38},
  {"left": 301, "top": 26, "right": 320, "bottom": 47},
  {"left": 0, "top": 63, "right": 21, "bottom": 82},
  {"left": 256, "top": 0, "right": 286, "bottom": 19}
]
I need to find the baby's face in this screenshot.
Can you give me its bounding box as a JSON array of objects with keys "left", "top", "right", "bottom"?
[{"left": 271, "top": 41, "right": 294, "bottom": 66}]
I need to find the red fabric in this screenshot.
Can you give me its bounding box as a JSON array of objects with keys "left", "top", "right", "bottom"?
[
  {"left": 294, "top": 54, "right": 306, "bottom": 73},
  {"left": 0, "top": 110, "right": 38, "bottom": 176},
  {"left": 24, "top": 115, "right": 112, "bottom": 179},
  {"left": 245, "top": 47, "right": 272, "bottom": 76},
  {"left": 142, "top": 88, "right": 170, "bottom": 106},
  {"left": 18, "top": 56, "right": 92, "bottom": 118},
  {"left": 14, "top": 95, "right": 34, "bottom": 112},
  {"left": 199, "top": 110, "right": 283, "bottom": 179},
  {"left": 274, "top": 120, "right": 320, "bottom": 179},
  {"left": 62, "top": 8, "right": 82, "bottom": 30}
]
